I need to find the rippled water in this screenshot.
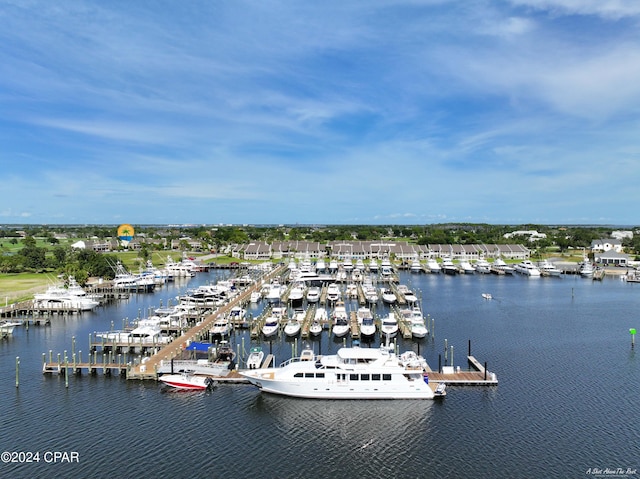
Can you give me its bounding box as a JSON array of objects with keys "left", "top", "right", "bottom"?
[{"left": 1, "top": 270, "right": 638, "bottom": 478}]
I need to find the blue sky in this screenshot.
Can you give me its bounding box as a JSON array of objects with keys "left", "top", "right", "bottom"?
[{"left": 2, "top": 0, "right": 640, "bottom": 225}]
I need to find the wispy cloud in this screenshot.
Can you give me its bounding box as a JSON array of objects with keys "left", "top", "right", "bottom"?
[
  {"left": 2, "top": 0, "right": 640, "bottom": 224},
  {"left": 509, "top": 0, "right": 640, "bottom": 20}
]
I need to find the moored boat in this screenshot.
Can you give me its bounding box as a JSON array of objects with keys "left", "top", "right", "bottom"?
[
  {"left": 537, "top": 260, "right": 562, "bottom": 277},
  {"left": 240, "top": 343, "right": 445, "bottom": 399},
  {"left": 380, "top": 312, "right": 398, "bottom": 338},
  {"left": 381, "top": 288, "right": 397, "bottom": 304},
  {"left": 0, "top": 320, "right": 22, "bottom": 335},
  {"left": 247, "top": 347, "right": 265, "bottom": 369},
  {"left": 427, "top": 258, "right": 441, "bottom": 274},
  {"left": 159, "top": 371, "right": 214, "bottom": 390},
  {"left": 514, "top": 260, "right": 541, "bottom": 276},
  {"left": 331, "top": 301, "right": 350, "bottom": 338}
]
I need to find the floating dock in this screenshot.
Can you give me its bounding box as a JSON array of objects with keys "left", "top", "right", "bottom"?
[{"left": 425, "top": 355, "right": 498, "bottom": 386}]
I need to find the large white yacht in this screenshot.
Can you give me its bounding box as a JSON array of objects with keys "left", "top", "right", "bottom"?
[
  {"left": 426, "top": 258, "right": 441, "bottom": 274},
  {"left": 492, "top": 258, "right": 515, "bottom": 275},
  {"left": 34, "top": 277, "right": 99, "bottom": 311},
  {"left": 537, "top": 260, "right": 562, "bottom": 277},
  {"left": 240, "top": 344, "right": 446, "bottom": 399},
  {"left": 459, "top": 261, "right": 475, "bottom": 274},
  {"left": 514, "top": 260, "right": 541, "bottom": 276},
  {"left": 474, "top": 257, "right": 492, "bottom": 274},
  {"left": 440, "top": 256, "right": 459, "bottom": 275}
]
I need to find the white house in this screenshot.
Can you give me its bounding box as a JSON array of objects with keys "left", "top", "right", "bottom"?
[
  {"left": 503, "top": 230, "right": 547, "bottom": 242},
  {"left": 590, "top": 238, "right": 623, "bottom": 253}
]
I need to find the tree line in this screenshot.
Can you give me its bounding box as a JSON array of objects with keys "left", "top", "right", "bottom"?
[{"left": 1, "top": 224, "right": 638, "bottom": 282}]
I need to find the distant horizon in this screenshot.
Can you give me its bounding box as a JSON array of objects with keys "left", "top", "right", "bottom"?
[
  {"left": 3, "top": 2, "right": 640, "bottom": 224},
  {"left": 1, "top": 222, "right": 637, "bottom": 229}
]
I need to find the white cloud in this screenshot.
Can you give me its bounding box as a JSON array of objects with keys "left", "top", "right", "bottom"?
[{"left": 509, "top": 0, "right": 640, "bottom": 20}]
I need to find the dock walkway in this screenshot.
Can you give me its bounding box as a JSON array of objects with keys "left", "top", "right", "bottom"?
[
  {"left": 426, "top": 356, "right": 498, "bottom": 386},
  {"left": 127, "top": 265, "right": 286, "bottom": 380}
]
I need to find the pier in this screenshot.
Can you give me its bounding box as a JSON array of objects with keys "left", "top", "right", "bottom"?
[
  {"left": 126, "top": 264, "right": 287, "bottom": 380},
  {"left": 425, "top": 356, "right": 498, "bottom": 386}
]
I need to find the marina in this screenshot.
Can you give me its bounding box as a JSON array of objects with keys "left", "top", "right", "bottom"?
[{"left": 1, "top": 261, "right": 639, "bottom": 478}]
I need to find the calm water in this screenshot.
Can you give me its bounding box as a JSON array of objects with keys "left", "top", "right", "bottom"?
[{"left": 1, "top": 269, "right": 638, "bottom": 479}]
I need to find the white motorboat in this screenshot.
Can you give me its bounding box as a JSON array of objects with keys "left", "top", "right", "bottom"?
[
  {"left": 0, "top": 320, "right": 22, "bottom": 335},
  {"left": 351, "top": 269, "right": 363, "bottom": 282},
  {"left": 397, "top": 284, "right": 418, "bottom": 304},
  {"left": 481, "top": 293, "right": 493, "bottom": 300},
  {"left": 266, "top": 280, "right": 283, "bottom": 303},
  {"left": 537, "top": 260, "right": 562, "bottom": 277},
  {"left": 210, "top": 318, "right": 231, "bottom": 337},
  {"left": 306, "top": 286, "right": 320, "bottom": 303},
  {"left": 247, "top": 347, "right": 265, "bottom": 369},
  {"left": 400, "top": 307, "right": 428, "bottom": 339},
  {"left": 309, "top": 319, "right": 323, "bottom": 336},
  {"left": 34, "top": 279, "right": 100, "bottom": 311},
  {"left": 315, "top": 259, "right": 326, "bottom": 271},
  {"left": 474, "top": 257, "right": 492, "bottom": 274},
  {"left": 363, "top": 284, "right": 379, "bottom": 304},
  {"left": 345, "top": 283, "right": 358, "bottom": 299},
  {"left": 427, "top": 258, "right": 441, "bottom": 274},
  {"left": 284, "top": 318, "right": 302, "bottom": 337},
  {"left": 356, "top": 307, "right": 376, "bottom": 338},
  {"left": 328, "top": 259, "right": 338, "bottom": 272},
  {"left": 159, "top": 371, "right": 214, "bottom": 391},
  {"left": 326, "top": 283, "right": 341, "bottom": 302},
  {"left": 342, "top": 258, "right": 354, "bottom": 271},
  {"left": 228, "top": 306, "right": 247, "bottom": 325},
  {"left": 514, "top": 260, "right": 541, "bottom": 276},
  {"left": 459, "top": 261, "right": 476, "bottom": 274},
  {"left": 380, "top": 312, "right": 398, "bottom": 338},
  {"left": 441, "top": 256, "right": 459, "bottom": 275},
  {"left": 250, "top": 291, "right": 262, "bottom": 303},
  {"left": 240, "top": 343, "right": 446, "bottom": 399},
  {"left": 262, "top": 307, "right": 285, "bottom": 338},
  {"left": 381, "top": 288, "right": 397, "bottom": 304},
  {"left": 369, "top": 259, "right": 379, "bottom": 272},
  {"left": 332, "top": 301, "right": 350, "bottom": 338},
  {"left": 410, "top": 259, "right": 422, "bottom": 273},
  {"left": 288, "top": 282, "right": 305, "bottom": 304},
  {"left": 579, "top": 261, "right": 594, "bottom": 277},
  {"left": 492, "top": 258, "right": 515, "bottom": 275},
  {"left": 310, "top": 308, "right": 327, "bottom": 336}
]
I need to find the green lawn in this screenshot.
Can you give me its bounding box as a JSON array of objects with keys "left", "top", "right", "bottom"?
[{"left": 0, "top": 272, "right": 56, "bottom": 304}]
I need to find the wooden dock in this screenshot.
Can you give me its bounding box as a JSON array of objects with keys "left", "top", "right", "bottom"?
[
  {"left": 425, "top": 355, "right": 498, "bottom": 386},
  {"left": 126, "top": 264, "right": 287, "bottom": 380},
  {"left": 43, "top": 361, "right": 129, "bottom": 376},
  {"left": 349, "top": 311, "right": 360, "bottom": 339}
]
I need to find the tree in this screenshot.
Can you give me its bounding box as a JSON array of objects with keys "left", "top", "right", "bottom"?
[{"left": 18, "top": 237, "right": 47, "bottom": 271}]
